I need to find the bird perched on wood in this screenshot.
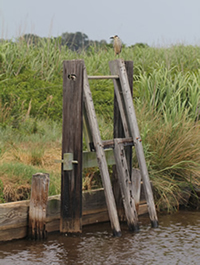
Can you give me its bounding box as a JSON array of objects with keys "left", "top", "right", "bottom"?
[{"left": 110, "top": 35, "right": 122, "bottom": 56}]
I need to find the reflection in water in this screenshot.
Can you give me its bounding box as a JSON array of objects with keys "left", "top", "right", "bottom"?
[{"left": 0, "top": 211, "right": 200, "bottom": 264}]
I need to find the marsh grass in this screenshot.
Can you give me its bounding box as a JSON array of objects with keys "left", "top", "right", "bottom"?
[{"left": 135, "top": 105, "right": 200, "bottom": 211}]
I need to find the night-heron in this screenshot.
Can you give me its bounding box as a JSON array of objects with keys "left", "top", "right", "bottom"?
[{"left": 110, "top": 35, "right": 122, "bottom": 56}]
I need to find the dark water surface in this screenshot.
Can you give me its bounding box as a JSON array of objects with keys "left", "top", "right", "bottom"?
[{"left": 0, "top": 210, "right": 200, "bottom": 264}]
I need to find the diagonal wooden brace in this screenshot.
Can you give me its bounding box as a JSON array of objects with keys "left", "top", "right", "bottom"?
[{"left": 114, "top": 138, "right": 139, "bottom": 231}]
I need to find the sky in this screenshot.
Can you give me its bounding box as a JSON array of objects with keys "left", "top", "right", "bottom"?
[{"left": 0, "top": 0, "right": 200, "bottom": 47}]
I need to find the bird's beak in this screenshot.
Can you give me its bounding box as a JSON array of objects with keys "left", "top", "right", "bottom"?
[{"left": 110, "top": 36, "right": 114, "bottom": 39}]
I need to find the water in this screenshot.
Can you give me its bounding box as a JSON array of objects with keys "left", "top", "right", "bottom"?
[{"left": 0, "top": 210, "right": 200, "bottom": 264}]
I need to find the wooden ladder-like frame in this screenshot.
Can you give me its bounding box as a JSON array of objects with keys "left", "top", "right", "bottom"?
[{"left": 60, "top": 59, "right": 158, "bottom": 237}]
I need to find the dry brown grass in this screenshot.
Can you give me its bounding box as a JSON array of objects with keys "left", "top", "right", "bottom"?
[
  {"left": 3, "top": 183, "right": 31, "bottom": 202},
  {"left": 0, "top": 141, "right": 61, "bottom": 202},
  {"left": 1, "top": 142, "right": 61, "bottom": 171}
]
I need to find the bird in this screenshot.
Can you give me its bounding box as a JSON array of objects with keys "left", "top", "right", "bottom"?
[{"left": 110, "top": 35, "right": 122, "bottom": 56}]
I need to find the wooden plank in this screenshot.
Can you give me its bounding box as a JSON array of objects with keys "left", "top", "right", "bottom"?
[
  {"left": 88, "top": 75, "right": 119, "bottom": 79},
  {"left": 0, "top": 188, "right": 148, "bottom": 242},
  {"left": 83, "top": 104, "right": 94, "bottom": 151},
  {"left": 43, "top": 190, "right": 148, "bottom": 232},
  {"left": 0, "top": 227, "right": 28, "bottom": 242},
  {"left": 61, "top": 60, "right": 83, "bottom": 233},
  {"left": 29, "top": 173, "right": 50, "bottom": 239},
  {"left": 112, "top": 61, "right": 133, "bottom": 140},
  {"left": 102, "top": 137, "right": 134, "bottom": 149},
  {"left": 0, "top": 200, "right": 30, "bottom": 230},
  {"left": 109, "top": 59, "right": 158, "bottom": 228},
  {"left": 83, "top": 65, "right": 121, "bottom": 236},
  {"left": 124, "top": 61, "right": 134, "bottom": 176},
  {"left": 138, "top": 204, "right": 148, "bottom": 216},
  {"left": 83, "top": 114, "right": 91, "bottom": 151},
  {"left": 112, "top": 78, "right": 130, "bottom": 138},
  {"left": 83, "top": 149, "right": 115, "bottom": 168},
  {"left": 46, "top": 195, "right": 60, "bottom": 222},
  {"left": 114, "top": 139, "right": 139, "bottom": 231},
  {"left": 132, "top": 169, "right": 142, "bottom": 213},
  {"left": 82, "top": 140, "right": 134, "bottom": 169}
]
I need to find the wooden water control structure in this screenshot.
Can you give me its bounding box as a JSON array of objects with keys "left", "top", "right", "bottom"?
[{"left": 60, "top": 59, "right": 158, "bottom": 236}]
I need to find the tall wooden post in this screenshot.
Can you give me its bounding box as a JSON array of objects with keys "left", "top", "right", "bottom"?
[
  {"left": 112, "top": 61, "right": 133, "bottom": 221},
  {"left": 60, "top": 60, "right": 83, "bottom": 233}
]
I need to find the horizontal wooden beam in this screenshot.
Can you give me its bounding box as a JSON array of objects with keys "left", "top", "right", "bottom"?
[
  {"left": 82, "top": 138, "right": 134, "bottom": 169},
  {"left": 103, "top": 137, "right": 134, "bottom": 149},
  {"left": 55, "top": 138, "right": 134, "bottom": 169},
  {"left": 88, "top": 75, "right": 119, "bottom": 80},
  {"left": 83, "top": 149, "right": 115, "bottom": 168}
]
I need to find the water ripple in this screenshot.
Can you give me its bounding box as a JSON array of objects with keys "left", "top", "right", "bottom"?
[{"left": 0, "top": 210, "right": 200, "bottom": 264}]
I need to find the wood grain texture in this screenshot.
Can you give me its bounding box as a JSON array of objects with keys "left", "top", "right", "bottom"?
[
  {"left": 0, "top": 188, "right": 148, "bottom": 242},
  {"left": 111, "top": 61, "right": 133, "bottom": 221},
  {"left": 132, "top": 168, "right": 142, "bottom": 213},
  {"left": 61, "top": 60, "right": 84, "bottom": 233},
  {"left": 88, "top": 75, "right": 119, "bottom": 79},
  {"left": 109, "top": 59, "right": 158, "bottom": 228},
  {"left": 29, "top": 173, "right": 49, "bottom": 239},
  {"left": 114, "top": 139, "right": 139, "bottom": 231},
  {"left": 83, "top": 65, "right": 121, "bottom": 236}
]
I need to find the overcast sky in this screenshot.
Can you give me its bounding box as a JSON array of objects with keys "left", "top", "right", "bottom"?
[{"left": 0, "top": 0, "right": 200, "bottom": 46}]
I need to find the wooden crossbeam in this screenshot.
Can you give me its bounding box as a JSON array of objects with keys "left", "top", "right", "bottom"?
[
  {"left": 103, "top": 137, "right": 134, "bottom": 149},
  {"left": 83, "top": 149, "right": 115, "bottom": 168},
  {"left": 82, "top": 137, "right": 133, "bottom": 169},
  {"left": 88, "top": 75, "right": 119, "bottom": 80}
]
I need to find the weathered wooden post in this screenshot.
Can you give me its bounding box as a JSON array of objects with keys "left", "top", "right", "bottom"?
[
  {"left": 112, "top": 61, "right": 133, "bottom": 221},
  {"left": 60, "top": 60, "right": 83, "bottom": 233},
  {"left": 29, "top": 173, "right": 50, "bottom": 239}
]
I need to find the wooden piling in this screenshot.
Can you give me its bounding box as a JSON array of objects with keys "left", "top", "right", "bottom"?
[
  {"left": 60, "top": 60, "right": 83, "bottom": 233},
  {"left": 109, "top": 59, "right": 158, "bottom": 228},
  {"left": 83, "top": 65, "right": 121, "bottom": 237},
  {"left": 28, "top": 173, "right": 49, "bottom": 239}
]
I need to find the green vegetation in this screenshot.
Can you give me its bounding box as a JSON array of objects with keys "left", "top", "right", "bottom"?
[{"left": 1, "top": 36, "right": 200, "bottom": 212}]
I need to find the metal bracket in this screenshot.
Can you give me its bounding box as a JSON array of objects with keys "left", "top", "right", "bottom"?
[{"left": 55, "top": 153, "right": 78, "bottom": 171}]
